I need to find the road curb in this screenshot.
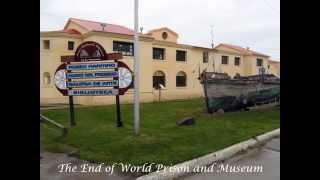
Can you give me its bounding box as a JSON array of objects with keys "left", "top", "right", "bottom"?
[{"left": 136, "top": 128, "right": 280, "bottom": 180}]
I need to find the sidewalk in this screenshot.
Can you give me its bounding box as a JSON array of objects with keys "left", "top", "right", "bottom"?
[{"left": 180, "top": 137, "right": 280, "bottom": 180}]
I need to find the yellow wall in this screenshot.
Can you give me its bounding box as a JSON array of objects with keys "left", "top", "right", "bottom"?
[
  {"left": 213, "top": 52, "right": 245, "bottom": 77},
  {"left": 40, "top": 36, "right": 82, "bottom": 104},
  {"left": 244, "top": 56, "right": 269, "bottom": 75},
  {"left": 80, "top": 34, "right": 154, "bottom": 105},
  {"left": 40, "top": 32, "right": 208, "bottom": 105},
  {"left": 148, "top": 28, "right": 178, "bottom": 43},
  {"left": 40, "top": 23, "right": 279, "bottom": 105},
  {"left": 268, "top": 61, "right": 280, "bottom": 76}
]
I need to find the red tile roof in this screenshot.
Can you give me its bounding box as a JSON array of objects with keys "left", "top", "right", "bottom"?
[
  {"left": 215, "top": 43, "right": 269, "bottom": 57},
  {"left": 60, "top": 29, "right": 81, "bottom": 35},
  {"left": 64, "top": 18, "right": 134, "bottom": 35}
]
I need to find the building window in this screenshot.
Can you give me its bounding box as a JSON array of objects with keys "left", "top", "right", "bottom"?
[
  {"left": 68, "top": 41, "right": 74, "bottom": 50},
  {"left": 221, "top": 56, "right": 229, "bottom": 65},
  {"left": 113, "top": 41, "right": 134, "bottom": 56},
  {"left": 176, "top": 71, "right": 187, "bottom": 87},
  {"left": 153, "top": 71, "right": 165, "bottom": 89},
  {"left": 176, "top": 50, "right": 186, "bottom": 62},
  {"left": 203, "top": 51, "right": 209, "bottom": 63},
  {"left": 153, "top": 48, "right": 165, "bottom": 60},
  {"left": 268, "top": 65, "right": 270, "bottom": 69},
  {"left": 234, "top": 57, "right": 240, "bottom": 66},
  {"left": 43, "top": 72, "right": 51, "bottom": 85},
  {"left": 43, "top": 40, "right": 50, "bottom": 50},
  {"left": 257, "top": 58, "right": 263, "bottom": 66}
]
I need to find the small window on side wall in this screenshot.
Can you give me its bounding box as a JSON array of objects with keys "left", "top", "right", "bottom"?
[
  {"left": 43, "top": 72, "right": 51, "bottom": 85},
  {"left": 153, "top": 71, "right": 166, "bottom": 89},
  {"left": 153, "top": 48, "right": 165, "bottom": 60},
  {"left": 203, "top": 51, "right": 209, "bottom": 63},
  {"left": 221, "top": 56, "right": 229, "bottom": 65},
  {"left": 176, "top": 71, "right": 187, "bottom": 87},
  {"left": 176, "top": 50, "right": 186, "bottom": 62},
  {"left": 257, "top": 59, "right": 263, "bottom": 66},
  {"left": 234, "top": 57, "right": 240, "bottom": 66},
  {"left": 68, "top": 41, "right": 74, "bottom": 50},
  {"left": 43, "top": 40, "right": 50, "bottom": 50},
  {"left": 113, "top": 41, "right": 134, "bottom": 56}
]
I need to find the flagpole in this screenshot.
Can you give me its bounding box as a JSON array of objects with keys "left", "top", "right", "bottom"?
[{"left": 134, "top": 0, "right": 140, "bottom": 135}]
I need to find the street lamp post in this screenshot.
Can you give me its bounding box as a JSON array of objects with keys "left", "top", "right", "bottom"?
[{"left": 134, "top": 0, "right": 140, "bottom": 135}]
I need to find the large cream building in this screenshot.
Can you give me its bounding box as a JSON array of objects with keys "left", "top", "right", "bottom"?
[{"left": 40, "top": 18, "right": 280, "bottom": 105}]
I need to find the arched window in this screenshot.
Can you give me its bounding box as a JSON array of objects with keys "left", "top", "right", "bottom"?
[
  {"left": 153, "top": 71, "right": 165, "bottom": 89},
  {"left": 176, "top": 71, "right": 187, "bottom": 87},
  {"left": 43, "top": 72, "right": 51, "bottom": 85}
]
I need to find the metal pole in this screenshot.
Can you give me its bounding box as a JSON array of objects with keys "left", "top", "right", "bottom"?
[
  {"left": 116, "top": 95, "right": 122, "bottom": 127},
  {"left": 114, "top": 59, "right": 123, "bottom": 127},
  {"left": 69, "top": 95, "right": 76, "bottom": 126},
  {"left": 203, "top": 72, "right": 210, "bottom": 113},
  {"left": 158, "top": 88, "right": 161, "bottom": 102},
  {"left": 134, "top": 0, "right": 140, "bottom": 135},
  {"left": 67, "top": 62, "right": 76, "bottom": 126}
]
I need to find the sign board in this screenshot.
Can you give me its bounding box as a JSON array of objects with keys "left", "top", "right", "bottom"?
[
  {"left": 66, "top": 80, "right": 118, "bottom": 88},
  {"left": 54, "top": 41, "right": 131, "bottom": 127},
  {"left": 54, "top": 41, "right": 133, "bottom": 96},
  {"left": 68, "top": 89, "right": 119, "bottom": 96},
  {"left": 54, "top": 61, "right": 132, "bottom": 96},
  {"left": 66, "top": 71, "right": 118, "bottom": 79},
  {"left": 74, "top": 41, "right": 107, "bottom": 61},
  {"left": 67, "top": 62, "right": 117, "bottom": 71},
  {"left": 61, "top": 53, "right": 123, "bottom": 62},
  {"left": 61, "top": 41, "right": 123, "bottom": 63}
]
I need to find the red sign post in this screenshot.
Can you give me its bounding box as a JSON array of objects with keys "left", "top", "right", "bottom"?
[{"left": 54, "top": 41, "right": 132, "bottom": 127}]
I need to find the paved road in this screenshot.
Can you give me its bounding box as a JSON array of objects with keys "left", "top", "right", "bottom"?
[{"left": 180, "top": 138, "right": 280, "bottom": 180}]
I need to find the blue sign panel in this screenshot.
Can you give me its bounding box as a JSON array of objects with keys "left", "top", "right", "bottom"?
[
  {"left": 66, "top": 80, "right": 118, "bottom": 88},
  {"left": 66, "top": 71, "right": 118, "bottom": 79},
  {"left": 67, "top": 62, "right": 118, "bottom": 71},
  {"left": 68, "top": 89, "right": 119, "bottom": 96}
]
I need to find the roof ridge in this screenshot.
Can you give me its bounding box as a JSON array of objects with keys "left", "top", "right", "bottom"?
[
  {"left": 70, "top": 17, "right": 109, "bottom": 25},
  {"left": 217, "top": 43, "right": 269, "bottom": 57},
  {"left": 147, "top": 27, "right": 178, "bottom": 36},
  {"left": 221, "top": 43, "right": 247, "bottom": 50},
  {"left": 217, "top": 43, "right": 251, "bottom": 54},
  {"left": 69, "top": 17, "right": 132, "bottom": 30}
]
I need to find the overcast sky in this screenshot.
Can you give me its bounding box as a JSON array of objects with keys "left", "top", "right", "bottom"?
[{"left": 40, "top": 0, "right": 280, "bottom": 60}]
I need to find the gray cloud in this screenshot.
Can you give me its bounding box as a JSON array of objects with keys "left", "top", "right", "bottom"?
[{"left": 40, "top": 0, "right": 280, "bottom": 59}]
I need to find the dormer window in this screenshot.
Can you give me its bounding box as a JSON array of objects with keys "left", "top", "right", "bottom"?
[{"left": 162, "top": 32, "right": 168, "bottom": 40}]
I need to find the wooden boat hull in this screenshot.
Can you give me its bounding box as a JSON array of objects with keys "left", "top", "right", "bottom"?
[{"left": 201, "top": 72, "right": 280, "bottom": 113}]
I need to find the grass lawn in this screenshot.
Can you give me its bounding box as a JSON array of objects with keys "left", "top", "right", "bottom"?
[{"left": 40, "top": 98, "right": 279, "bottom": 166}]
